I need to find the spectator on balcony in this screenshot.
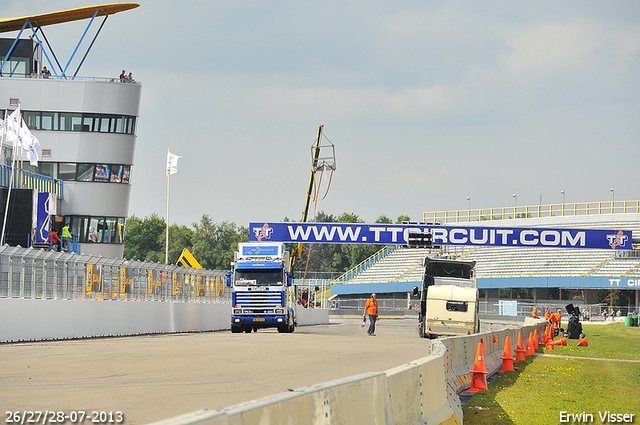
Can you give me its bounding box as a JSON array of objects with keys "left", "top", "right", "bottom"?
[
  {"left": 61, "top": 223, "right": 73, "bottom": 251},
  {"left": 40, "top": 67, "right": 51, "bottom": 78}
]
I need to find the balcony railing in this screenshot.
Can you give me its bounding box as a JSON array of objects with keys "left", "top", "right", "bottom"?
[
  {"left": 423, "top": 201, "right": 640, "bottom": 224},
  {"left": 0, "top": 164, "right": 63, "bottom": 199}
]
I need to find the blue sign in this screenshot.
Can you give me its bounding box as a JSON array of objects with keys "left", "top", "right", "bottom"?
[
  {"left": 241, "top": 245, "right": 280, "bottom": 256},
  {"left": 478, "top": 276, "right": 640, "bottom": 289},
  {"left": 35, "top": 193, "right": 54, "bottom": 243},
  {"left": 249, "top": 222, "right": 632, "bottom": 250}
]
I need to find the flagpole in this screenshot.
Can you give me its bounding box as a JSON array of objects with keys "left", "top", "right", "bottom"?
[
  {"left": 165, "top": 149, "right": 170, "bottom": 264},
  {"left": 1, "top": 108, "right": 16, "bottom": 245}
]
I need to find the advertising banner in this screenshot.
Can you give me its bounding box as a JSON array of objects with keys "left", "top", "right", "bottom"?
[
  {"left": 148, "top": 269, "right": 163, "bottom": 296},
  {"left": 249, "top": 222, "right": 632, "bottom": 250},
  {"left": 86, "top": 264, "right": 102, "bottom": 298},
  {"left": 34, "top": 192, "right": 56, "bottom": 243},
  {"left": 120, "top": 267, "right": 133, "bottom": 297}
]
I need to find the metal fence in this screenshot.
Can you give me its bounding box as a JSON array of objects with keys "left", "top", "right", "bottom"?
[
  {"left": 478, "top": 299, "right": 638, "bottom": 320},
  {"left": 0, "top": 245, "right": 230, "bottom": 302}
]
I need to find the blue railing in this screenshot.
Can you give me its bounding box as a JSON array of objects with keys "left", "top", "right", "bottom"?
[
  {"left": 332, "top": 245, "right": 397, "bottom": 284},
  {"left": 0, "top": 164, "right": 63, "bottom": 199}
]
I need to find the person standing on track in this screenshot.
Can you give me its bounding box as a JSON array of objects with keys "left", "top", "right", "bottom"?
[{"left": 363, "top": 293, "right": 378, "bottom": 336}]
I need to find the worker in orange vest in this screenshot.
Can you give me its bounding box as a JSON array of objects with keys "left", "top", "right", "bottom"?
[
  {"left": 531, "top": 308, "right": 539, "bottom": 318},
  {"left": 363, "top": 293, "right": 378, "bottom": 336}
]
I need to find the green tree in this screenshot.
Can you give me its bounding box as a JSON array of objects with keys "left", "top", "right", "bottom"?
[
  {"left": 166, "top": 224, "right": 195, "bottom": 264},
  {"left": 191, "top": 214, "right": 248, "bottom": 270},
  {"left": 375, "top": 215, "right": 392, "bottom": 224},
  {"left": 124, "top": 214, "right": 166, "bottom": 261},
  {"left": 396, "top": 215, "right": 411, "bottom": 223}
]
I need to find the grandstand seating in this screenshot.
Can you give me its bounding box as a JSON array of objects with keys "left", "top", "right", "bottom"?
[{"left": 335, "top": 210, "right": 640, "bottom": 285}]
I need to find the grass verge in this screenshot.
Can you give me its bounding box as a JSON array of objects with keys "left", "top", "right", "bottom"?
[{"left": 463, "top": 323, "right": 640, "bottom": 424}]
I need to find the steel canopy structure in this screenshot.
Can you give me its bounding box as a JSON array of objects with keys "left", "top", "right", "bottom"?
[{"left": 0, "top": 3, "right": 139, "bottom": 79}]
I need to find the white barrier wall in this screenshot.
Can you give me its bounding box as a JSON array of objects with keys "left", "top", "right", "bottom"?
[
  {"left": 297, "top": 307, "right": 329, "bottom": 326},
  {"left": 0, "top": 299, "right": 232, "bottom": 342},
  {"left": 146, "top": 320, "right": 547, "bottom": 425},
  {"left": 0, "top": 299, "right": 331, "bottom": 343}
]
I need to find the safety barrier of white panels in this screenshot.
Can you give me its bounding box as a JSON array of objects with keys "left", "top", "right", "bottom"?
[
  {"left": 148, "top": 319, "right": 545, "bottom": 425},
  {"left": 0, "top": 245, "right": 231, "bottom": 342},
  {"left": 0, "top": 246, "right": 330, "bottom": 342},
  {"left": 0, "top": 245, "right": 229, "bottom": 302}
]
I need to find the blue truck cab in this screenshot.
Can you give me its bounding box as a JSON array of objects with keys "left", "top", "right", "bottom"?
[{"left": 227, "top": 242, "right": 296, "bottom": 333}]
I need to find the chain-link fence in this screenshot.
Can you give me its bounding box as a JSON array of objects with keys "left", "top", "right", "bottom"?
[{"left": 0, "top": 245, "right": 230, "bottom": 302}]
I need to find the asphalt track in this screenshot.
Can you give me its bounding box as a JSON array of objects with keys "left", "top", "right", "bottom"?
[{"left": 1, "top": 318, "right": 434, "bottom": 425}]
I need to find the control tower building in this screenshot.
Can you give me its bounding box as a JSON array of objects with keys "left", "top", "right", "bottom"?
[{"left": 0, "top": 3, "right": 141, "bottom": 258}]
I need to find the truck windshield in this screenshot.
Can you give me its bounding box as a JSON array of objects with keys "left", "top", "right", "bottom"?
[{"left": 236, "top": 269, "right": 283, "bottom": 286}]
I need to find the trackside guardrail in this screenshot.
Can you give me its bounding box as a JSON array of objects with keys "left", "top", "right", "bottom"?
[
  {"left": 146, "top": 319, "right": 546, "bottom": 425},
  {"left": 0, "top": 245, "right": 331, "bottom": 342},
  {"left": 0, "top": 245, "right": 229, "bottom": 302}
]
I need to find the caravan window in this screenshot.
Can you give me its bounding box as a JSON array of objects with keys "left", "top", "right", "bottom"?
[{"left": 446, "top": 301, "right": 468, "bottom": 312}]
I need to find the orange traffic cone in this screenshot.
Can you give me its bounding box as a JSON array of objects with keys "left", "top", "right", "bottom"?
[
  {"left": 546, "top": 338, "right": 566, "bottom": 349},
  {"left": 539, "top": 326, "right": 548, "bottom": 344},
  {"left": 467, "top": 338, "right": 488, "bottom": 392},
  {"left": 533, "top": 329, "right": 539, "bottom": 349},
  {"left": 577, "top": 338, "right": 588, "bottom": 347},
  {"left": 525, "top": 332, "right": 535, "bottom": 356},
  {"left": 499, "top": 335, "right": 515, "bottom": 373},
  {"left": 515, "top": 332, "right": 526, "bottom": 362},
  {"left": 545, "top": 325, "right": 552, "bottom": 342}
]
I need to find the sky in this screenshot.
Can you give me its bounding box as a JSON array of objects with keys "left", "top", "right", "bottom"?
[{"left": 4, "top": 1, "right": 640, "bottom": 228}]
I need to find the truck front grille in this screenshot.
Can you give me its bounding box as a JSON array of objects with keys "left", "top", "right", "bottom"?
[{"left": 234, "top": 291, "right": 284, "bottom": 313}]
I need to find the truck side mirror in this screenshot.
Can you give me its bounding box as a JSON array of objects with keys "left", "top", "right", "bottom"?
[
  {"left": 226, "top": 271, "right": 232, "bottom": 287},
  {"left": 287, "top": 272, "right": 293, "bottom": 287},
  {"left": 413, "top": 286, "right": 419, "bottom": 297}
]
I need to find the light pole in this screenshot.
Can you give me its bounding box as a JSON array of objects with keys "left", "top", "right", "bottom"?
[
  {"left": 561, "top": 190, "right": 565, "bottom": 204},
  {"left": 512, "top": 193, "right": 517, "bottom": 207},
  {"left": 466, "top": 196, "right": 471, "bottom": 209},
  {"left": 610, "top": 188, "right": 615, "bottom": 213}
]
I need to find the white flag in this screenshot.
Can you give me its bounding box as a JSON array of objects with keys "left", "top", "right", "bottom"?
[
  {"left": 20, "top": 118, "right": 40, "bottom": 166},
  {"left": 5, "top": 106, "right": 21, "bottom": 144},
  {"left": 0, "top": 113, "right": 6, "bottom": 137},
  {"left": 167, "top": 151, "right": 181, "bottom": 176}
]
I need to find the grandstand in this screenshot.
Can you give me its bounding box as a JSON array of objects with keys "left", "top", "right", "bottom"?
[{"left": 330, "top": 201, "right": 640, "bottom": 312}]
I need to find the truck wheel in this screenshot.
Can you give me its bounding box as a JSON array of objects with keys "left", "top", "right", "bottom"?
[
  {"left": 277, "top": 325, "right": 288, "bottom": 333},
  {"left": 288, "top": 320, "right": 295, "bottom": 333},
  {"left": 417, "top": 321, "right": 425, "bottom": 338},
  {"left": 231, "top": 325, "right": 241, "bottom": 334},
  {"left": 244, "top": 327, "right": 251, "bottom": 333}
]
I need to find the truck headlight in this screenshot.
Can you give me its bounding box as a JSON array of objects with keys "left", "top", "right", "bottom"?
[
  {"left": 275, "top": 308, "right": 284, "bottom": 314},
  {"left": 277, "top": 318, "right": 283, "bottom": 322},
  {"left": 233, "top": 309, "right": 242, "bottom": 314}
]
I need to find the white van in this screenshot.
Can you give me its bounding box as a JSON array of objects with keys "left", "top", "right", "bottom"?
[{"left": 414, "top": 258, "right": 480, "bottom": 338}]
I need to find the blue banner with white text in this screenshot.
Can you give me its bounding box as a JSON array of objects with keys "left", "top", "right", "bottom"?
[{"left": 249, "top": 222, "right": 632, "bottom": 250}]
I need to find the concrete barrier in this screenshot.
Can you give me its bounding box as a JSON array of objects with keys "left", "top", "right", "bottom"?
[
  {"left": 146, "top": 319, "right": 548, "bottom": 425},
  {"left": 297, "top": 307, "right": 329, "bottom": 326},
  {"left": 223, "top": 373, "right": 388, "bottom": 425},
  {"left": 0, "top": 298, "right": 330, "bottom": 343}
]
